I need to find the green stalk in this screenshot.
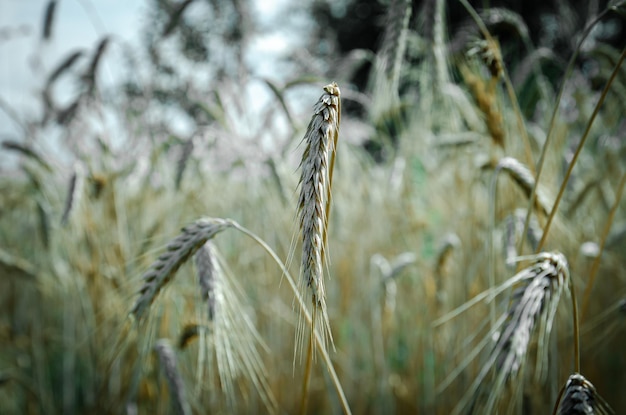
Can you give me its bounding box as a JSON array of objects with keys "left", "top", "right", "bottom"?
[
  {"left": 535, "top": 47, "right": 626, "bottom": 252},
  {"left": 517, "top": 9, "right": 612, "bottom": 255}
]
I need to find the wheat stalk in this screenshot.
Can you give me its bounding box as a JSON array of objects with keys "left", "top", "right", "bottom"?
[
  {"left": 130, "top": 218, "right": 230, "bottom": 320},
  {"left": 155, "top": 339, "right": 191, "bottom": 415},
  {"left": 295, "top": 82, "right": 340, "bottom": 414}
]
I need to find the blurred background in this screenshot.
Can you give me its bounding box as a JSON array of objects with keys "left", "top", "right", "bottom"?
[{"left": 1, "top": 0, "right": 625, "bottom": 414}]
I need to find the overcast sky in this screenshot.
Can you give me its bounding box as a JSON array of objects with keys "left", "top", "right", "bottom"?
[
  {"left": 0, "top": 1, "right": 146, "bottom": 138},
  {"left": 0, "top": 0, "right": 293, "bottom": 147}
]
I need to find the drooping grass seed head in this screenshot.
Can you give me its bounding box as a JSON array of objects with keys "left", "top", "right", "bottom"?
[{"left": 557, "top": 373, "right": 614, "bottom": 415}]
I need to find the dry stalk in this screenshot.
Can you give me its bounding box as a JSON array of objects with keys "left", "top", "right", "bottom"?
[
  {"left": 155, "top": 339, "right": 191, "bottom": 415},
  {"left": 130, "top": 218, "right": 230, "bottom": 320}
]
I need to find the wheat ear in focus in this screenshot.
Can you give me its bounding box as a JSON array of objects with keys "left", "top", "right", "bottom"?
[{"left": 296, "top": 82, "right": 341, "bottom": 357}]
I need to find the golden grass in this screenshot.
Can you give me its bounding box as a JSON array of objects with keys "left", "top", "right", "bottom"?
[{"left": 1, "top": 2, "right": 625, "bottom": 414}]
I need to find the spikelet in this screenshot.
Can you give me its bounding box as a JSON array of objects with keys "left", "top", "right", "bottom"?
[
  {"left": 467, "top": 38, "right": 504, "bottom": 79},
  {"left": 194, "top": 241, "right": 218, "bottom": 320},
  {"left": 2, "top": 140, "right": 51, "bottom": 171},
  {"left": 84, "top": 37, "right": 110, "bottom": 94},
  {"left": 130, "top": 218, "right": 231, "bottom": 320},
  {"left": 496, "top": 157, "right": 553, "bottom": 216},
  {"left": 155, "top": 339, "right": 191, "bottom": 415},
  {"left": 460, "top": 62, "right": 505, "bottom": 148},
  {"left": 555, "top": 373, "right": 614, "bottom": 415},
  {"left": 435, "top": 233, "right": 461, "bottom": 280},
  {"left": 61, "top": 163, "right": 84, "bottom": 226},
  {"left": 192, "top": 242, "right": 277, "bottom": 413},
  {"left": 175, "top": 137, "right": 194, "bottom": 190},
  {"left": 445, "top": 252, "right": 569, "bottom": 415},
  {"left": 296, "top": 82, "right": 341, "bottom": 354},
  {"left": 42, "top": 0, "right": 57, "bottom": 40},
  {"left": 46, "top": 50, "right": 84, "bottom": 87}
]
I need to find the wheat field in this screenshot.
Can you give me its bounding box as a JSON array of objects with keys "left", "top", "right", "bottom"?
[{"left": 1, "top": 1, "right": 625, "bottom": 414}]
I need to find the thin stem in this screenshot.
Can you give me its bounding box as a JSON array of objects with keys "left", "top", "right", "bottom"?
[
  {"left": 487, "top": 164, "right": 500, "bottom": 326},
  {"left": 518, "top": 10, "right": 610, "bottom": 256},
  {"left": 299, "top": 308, "right": 315, "bottom": 415},
  {"left": 536, "top": 47, "right": 626, "bottom": 252},
  {"left": 569, "top": 277, "right": 580, "bottom": 373},
  {"left": 581, "top": 171, "right": 626, "bottom": 319},
  {"left": 230, "top": 221, "right": 352, "bottom": 415},
  {"left": 502, "top": 72, "right": 534, "bottom": 170}
]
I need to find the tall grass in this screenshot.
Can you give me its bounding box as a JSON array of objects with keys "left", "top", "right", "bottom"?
[{"left": 1, "top": 1, "right": 625, "bottom": 414}]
